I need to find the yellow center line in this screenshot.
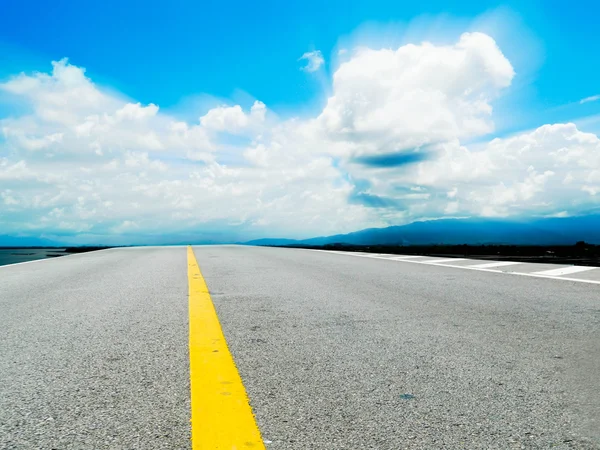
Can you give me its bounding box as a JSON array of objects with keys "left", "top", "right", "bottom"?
[{"left": 187, "top": 246, "right": 265, "bottom": 449}]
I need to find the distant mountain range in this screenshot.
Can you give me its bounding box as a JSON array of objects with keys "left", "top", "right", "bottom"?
[
  {"left": 245, "top": 215, "right": 600, "bottom": 246},
  {"left": 2, "top": 215, "right": 599, "bottom": 248}
]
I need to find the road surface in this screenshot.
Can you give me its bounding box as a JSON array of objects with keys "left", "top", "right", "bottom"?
[{"left": 1, "top": 245, "right": 599, "bottom": 449}]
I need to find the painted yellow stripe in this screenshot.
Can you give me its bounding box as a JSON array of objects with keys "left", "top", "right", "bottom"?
[{"left": 187, "top": 246, "right": 265, "bottom": 449}]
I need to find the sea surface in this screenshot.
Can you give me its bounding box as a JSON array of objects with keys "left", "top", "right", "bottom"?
[{"left": 0, "top": 248, "right": 68, "bottom": 267}]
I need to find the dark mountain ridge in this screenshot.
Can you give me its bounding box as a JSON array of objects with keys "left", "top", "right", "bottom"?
[{"left": 245, "top": 215, "right": 600, "bottom": 246}]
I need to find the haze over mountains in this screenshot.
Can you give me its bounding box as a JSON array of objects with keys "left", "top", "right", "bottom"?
[{"left": 245, "top": 215, "right": 600, "bottom": 247}]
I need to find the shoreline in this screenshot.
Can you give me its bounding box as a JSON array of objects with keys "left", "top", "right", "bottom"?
[{"left": 0, "top": 247, "right": 113, "bottom": 267}]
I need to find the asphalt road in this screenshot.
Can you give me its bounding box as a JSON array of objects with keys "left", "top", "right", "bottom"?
[
  {"left": 1, "top": 245, "right": 599, "bottom": 449},
  {"left": 0, "top": 247, "right": 190, "bottom": 449}
]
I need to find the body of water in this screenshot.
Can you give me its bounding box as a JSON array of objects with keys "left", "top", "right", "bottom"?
[{"left": 0, "top": 248, "right": 68, "bottom": 267}]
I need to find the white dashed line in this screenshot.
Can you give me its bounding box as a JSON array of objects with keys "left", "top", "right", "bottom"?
[
  {"left": 468, "top": 261, "right": 523, "bottom": 269},
  {"left": 311, "top": 249, "right": 600, "bottom": 285},
  {"left": 427, "top": 258, "right": 467, "bottom": 264},
  {"left": 532, "top": 266, "right": 598, "bottom": 277},
  {"left": 389, "top": 255, "right": 423, "bottom": 260}
]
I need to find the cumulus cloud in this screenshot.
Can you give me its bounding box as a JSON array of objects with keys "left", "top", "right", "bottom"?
[
  {"left": 299, "top": 50, "right": 325, "bottom": 72},
  {"left": 1, "top": 34, "right": 599, "bottom": 243},
  {"left": 345, "top": 123, "right": 600, "bottom": 219},
  {"left": 0, "top": 59, "right": 366, "bottom": 242},
  {"left": 318, "top": 32, "right": 515, "bottom": 155},
  {"left": 200, "top": 101, "right": 266, "bottom": 133}
]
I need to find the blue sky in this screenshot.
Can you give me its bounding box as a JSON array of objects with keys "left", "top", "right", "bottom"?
[
  {"left": 1, "top": 0, "right": 599, "bottom": 244},
  {"left": 2, "top": 0, "right": 599, "bottom": 120}
]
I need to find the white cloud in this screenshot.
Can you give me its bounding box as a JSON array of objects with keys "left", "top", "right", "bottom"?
[
  {"left": 444, "top": 201, "right": 459, "bottom": 214},
  {"left": 2, "top": 128, "right": 63, "bottom": 151},
  {"left": 199, "top": 100, "right": 266, "bottom": 133},
  {"left": 346, "top": 123, "right": 600, "bottom": 218},
  {"left": 115, "top": 102, "right": 159, "bottom": 120},
  {"left": 111, "top": 220, "right": 140, "bottom": 233},
  {"left": 318, "top": 32, "right": 515, "bottom": 156},
  {"left": 1, "top": 58, "right": 120, "bottom": 126},
  {"left": 0, "top": 60, "right": 365, "bottom": 241},
  {"left": 580, "top": 94, "right": 600, "bottom": 104},
  {"left": 299, "top": 50, "right": 325, "bottom": 72},
  {"left": 0, "top": 33, "right": 599, "bottom": 243}
]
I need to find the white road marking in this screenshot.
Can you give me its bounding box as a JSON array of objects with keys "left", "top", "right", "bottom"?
[
  {"left": 532, "top": 266, "right": 598, "bottom": 277},
  {"left": 426, "top": 258, "right": 467, "bottom": 264},
  {"left": 468, "top": 261, "right": 523, "bottom": 269},
  {"left": 312, "top": 250, "right": 600, "bottom": 285},
  {"left": 389, "top": 255, "right": 423, "bottom": 260}
]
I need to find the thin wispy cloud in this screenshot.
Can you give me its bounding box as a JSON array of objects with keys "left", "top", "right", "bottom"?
[
  {"left": 580, "top": 94, "right": 600, "bottom": 104},
  {"left": 299, "top": 50, "right": 324, "bottom": 72}
]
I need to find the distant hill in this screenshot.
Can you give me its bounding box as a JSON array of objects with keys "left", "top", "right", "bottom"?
[{"left": 245, "top": 215, "right": 600, "bottom": 246}]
